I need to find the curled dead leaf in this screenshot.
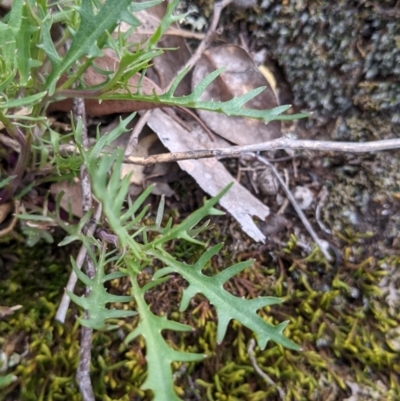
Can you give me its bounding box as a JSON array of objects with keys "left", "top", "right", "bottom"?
[
  {"left": 192, "top": 44, "right": 281, "bottom": 145},
  {"left": 48, "top": 49, "right": 163, "bottom": 116}
]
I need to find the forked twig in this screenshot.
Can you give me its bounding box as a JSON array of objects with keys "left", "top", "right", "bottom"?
[
  {"left": 55, "top": 204, "right": 102, "bottom": 323},
  {"left": 252, "top": 153, "right": 333, "bottom": 262}
]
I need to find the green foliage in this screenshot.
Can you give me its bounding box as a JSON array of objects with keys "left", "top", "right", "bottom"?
[
  {"left": 1, "top": 232, "right": 399, "bottom": 400},
  {"left": 69, "top": 122, "right": 298, "bottom": 399},
  {"left": 39, "top": 0, "right": 140, "bottom": 95},
  {"left": 101, "top": 68, "right": 309, "bottom": 122},
  {"left": 0, "top": 0, "right": 303, "bottom": 399},
  {"left": 152, "top": 245, "right": 298, "bottom": 350},
  {"left": 125, "top": 276, "right": 205, "bottom": 401},
  {"left": 0, "top": 374, "right": 16, "bottom": 389},
  {"left": 67, "top": 244, "right": 137, "bottom": 331}
]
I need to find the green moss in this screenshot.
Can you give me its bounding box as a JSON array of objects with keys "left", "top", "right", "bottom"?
[{"left": 1, "top": 212, "right": 399, "bottom": 400}]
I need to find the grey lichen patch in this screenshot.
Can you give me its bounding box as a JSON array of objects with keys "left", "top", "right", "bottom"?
[
  {"left": 233, "top": 0, "right": 400, "bottom": 139},
  {"left": 321, "top": 150, "right": 400, "bottom": 248}
]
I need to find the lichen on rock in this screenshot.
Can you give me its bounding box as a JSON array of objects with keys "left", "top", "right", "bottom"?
[{"left": 243, "top": 0, "right": 400, "bottom": 139}]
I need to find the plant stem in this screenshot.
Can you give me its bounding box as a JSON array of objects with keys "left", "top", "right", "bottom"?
[{"left": 0, "top": 111, "right": 30, "bottom": 203}]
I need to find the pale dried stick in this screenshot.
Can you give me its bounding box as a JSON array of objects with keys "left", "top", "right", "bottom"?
[
  {"left": 247, "top": 339, "right": 286, "bottom": 400},
  {"left": 6, "top": 133, "right": 400, "bottom": 164},
  {"left": 125, "top": 109, "right": 154, "bottom": 156},
  {"left": 73, "top": 73, "right": 95, "bottom": 401},
  {"left": 253, "top": 153, "right": 333, "bottom": 262},
  {"left": 125, "top": 136, "right": 400, "bottom": 166},
  {"left": 4, "top": 108, "right": 398, "bottom": 166},
  {"left": 55, "top": 204, "right": 102, "bottom": 323}
]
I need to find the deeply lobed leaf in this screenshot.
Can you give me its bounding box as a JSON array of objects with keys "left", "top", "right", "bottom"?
[
  {"left": 151, "top": 245, "right": 300, "bottom": 351},
  {"left": 125, "top": 275, "right": 205, "bottom": 401},
  {"left": 67, "top": 245, "right": 136, "bottom": 331}
]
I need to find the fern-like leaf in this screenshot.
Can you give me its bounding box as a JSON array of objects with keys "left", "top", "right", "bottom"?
[
  {"left": 40, "top": 0, "right": 137, "bottom": 95},
  {"left": 151, "top": 245, "right": 299, "bottom": 351},
  {"left": 125, "top": 276, "right": 205, "bottom": 401},
  {"left": 100, "top": 69, "right": 310, "bottom": 123},
  {"left": 67, "top": 245, "right": 136, "bottom": 331}
]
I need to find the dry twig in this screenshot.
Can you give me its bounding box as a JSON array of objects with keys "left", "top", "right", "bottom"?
[
  {"left": 3, "top": 129, "right": 400, "bottom": 164},
  {"left": 166, "top": 0, "right": 234, "bottom": 91},
  {"left": 125, "top": 136, "right": 400, "bottom": 165},
  {"left": 125, "top": 109, "right": 154, "bottom": 156},
  {"left": 253, "top": 153, "right": 333, "bottom": 262},
  {"left": 247, "top": 339, "right": 286, "bottom": 400},
  {"left": 73, "top": 91, "right": 96, "bottom": 401}
]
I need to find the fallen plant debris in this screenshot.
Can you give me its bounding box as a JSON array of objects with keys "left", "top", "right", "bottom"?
[{"left": 1, "top": 0, "right": 400, "bottom": 400}]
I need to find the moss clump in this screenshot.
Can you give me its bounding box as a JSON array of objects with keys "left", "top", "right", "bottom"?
[{"left": 1, "top": 218, "right": 400, "bottom": 400}]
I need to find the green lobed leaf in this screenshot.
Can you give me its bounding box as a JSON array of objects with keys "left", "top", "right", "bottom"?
[
  {"left": 151, "top": 245, "right": 300, "bottom": 351},
  {"left": 148, "top": 0, "right": 181, "bottom": 48},
  {"left": 36, "top": 13, "right": 62, "bottom": 68},
  {"left": 99, "top": 82, "right": 309, "bottom": 123},
  {"left": 42, "top": 0, "right": 135, "bottom": 95},
  {"left": 58, "top": 209, "right": 93, "bottom": 247},
  {"left": 97, "top": 49, "right": 161, "bottom": 94},
  {"left": 125, "top": 274, "right": 205, "bottom": 401},
  {"left": 89, "top": 113, "right": 136, "bottom": 161},
  {"left": 13, "top": 4, "right": 38, "bottom": 86},
  {"left": 149, "top": 184, "right": 231, "bottom": 248},
  {"left": 0, "top": 0, "right": 24, "bottom": 73},
  {"left": 67, "top": 245, "right": 136, "bottom": 331},
  {"left": 78, "top": 117, "right": 157, "bottom": 257}
]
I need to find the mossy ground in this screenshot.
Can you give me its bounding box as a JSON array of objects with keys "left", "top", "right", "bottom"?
[
  {"left": 1, "top": 1, "right": 400, "bottom": 400},
  {"left": 1, "top": 175, "right": 399, "bottom": 400}
]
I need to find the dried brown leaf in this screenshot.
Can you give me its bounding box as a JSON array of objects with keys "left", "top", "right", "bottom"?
[
  {"left": 119, "top": 3, "right": 192, "bottom": 95},
  {"left": 50, "top": 179, "right": 83, "bottom": 218},
  {"left": 48, "top": 49, "right": 162, "bottom": 116},
  {"left": 146, "top": 109, "right": 270, "bottom": 242},
  {"left": 192, "top": 44, "right": 281, "bottom": 145}
]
